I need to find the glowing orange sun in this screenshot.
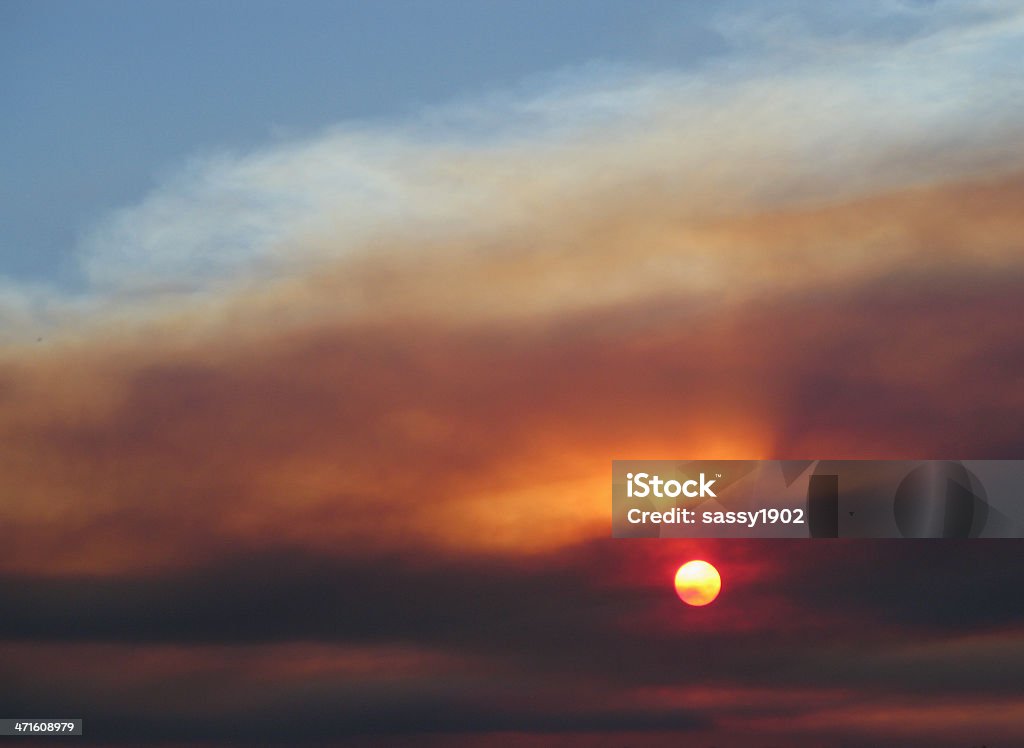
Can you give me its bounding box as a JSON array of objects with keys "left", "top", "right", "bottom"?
[{"left": 674, "top": 560, "right": 721, "bottom": 606}]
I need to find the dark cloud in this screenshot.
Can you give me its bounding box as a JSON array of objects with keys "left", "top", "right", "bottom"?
[
  {"left": 2, "top": 539, "right": 1023, "bottom": 671},
  {"left": 2, "top": 539, "right": 1023, "bottom": 744}
]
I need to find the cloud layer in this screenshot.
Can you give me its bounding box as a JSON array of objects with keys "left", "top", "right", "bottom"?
[{"left": 2, "top": 1, "right": 1024, "bottom": 745}]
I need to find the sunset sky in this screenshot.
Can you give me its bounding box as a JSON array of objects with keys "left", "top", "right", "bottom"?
[{"left": 2, "top": 1, "right": 1024, "bottom": 745}]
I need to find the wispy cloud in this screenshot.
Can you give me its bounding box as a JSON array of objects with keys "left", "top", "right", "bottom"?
[{"left": 55, "top": 0, "right": 1023, "bottom": 302}]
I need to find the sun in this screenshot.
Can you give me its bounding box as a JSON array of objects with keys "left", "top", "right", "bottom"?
[{"left": 674, "top": 560, "right": 721, "bottom": 606}]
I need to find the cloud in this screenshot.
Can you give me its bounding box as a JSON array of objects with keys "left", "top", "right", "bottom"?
[
  {"left": 57, "top": 0, "right": 1024, "bottom": 301},
  {"left": 0, "top": 1, "right": 1018, "bottom": 346},
  {"left": 711, "top": 0, "right": 1024, "bottom": 53},
  {"left": 2, "top": 189, "right": 1023, "bottom": 576},
  {"left": 1, "top": 540, "right": 1023, "bottom": 745},
  {"left": 1, "top": 2, "right": 1024, "bottom": 745}
]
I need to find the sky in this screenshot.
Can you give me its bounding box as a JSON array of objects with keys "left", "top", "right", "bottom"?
[{"left": 2, "top": 1, "right": 1024, "bottom": 746}]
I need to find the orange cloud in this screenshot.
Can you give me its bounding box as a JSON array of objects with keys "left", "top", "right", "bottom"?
[{"left": 1, "top": 172, "right": 1023, "bottom": 574}]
